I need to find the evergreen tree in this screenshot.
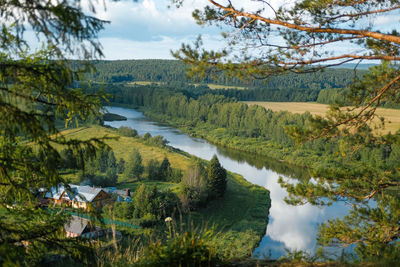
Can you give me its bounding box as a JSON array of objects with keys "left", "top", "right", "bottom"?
[
  {"left": 117, "top": 158, "right": 126, "bottom": 174},
  {"left": 60, "top": 148, "right": 77, "bottom": 169},
  {"left": 207, "top": 155, "right": 227, "bottom": 199},
  {"left": 124, "top": 149, "right": 144, "bottom": 180},
  {"left": 107, "top": 150, "right": 117, "bottom": 171},
  {"left": 132, "top": 184, "right": 157, "bottom": 219},
  {"left": 147, "top": 159, "right": 160, "bottom": 180},
  {"left": 105, "top": 167, "right": 118, "bottom": 187},
  {"left": 98, "top": 147, "right": 109, "bottom": 173},
  {"left": 158, "top": 157, "right": 171, "bottom": 181}
]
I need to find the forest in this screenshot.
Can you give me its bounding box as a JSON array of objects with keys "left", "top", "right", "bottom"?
[
  {"left": 81, "top": 59, "right": 363, "bottom": 103},
  {"left": 82, "top": 60, "right": 400, "bottom": 108}
]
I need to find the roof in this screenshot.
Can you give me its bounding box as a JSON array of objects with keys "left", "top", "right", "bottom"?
[
  {"left": 64, "top": 216, "right": 89, "bottom": 235},
  {"left": 46, "top": 184, "right": 108, "bottom": 203},
  {"left": 69, "top": 185, "right": 103, "bottom": 203},
  {"left": 115, "top": 189, "right": 130, "bottom": 197},
  {"left": 45, "top": 184, "right": 65, "bottom": 200}
]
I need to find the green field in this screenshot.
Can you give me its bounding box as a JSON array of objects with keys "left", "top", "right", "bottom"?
[
  {"left": 245, "top": 101, "right": 400, "bottom": 135},
  {"left": 58, "top": 125, "right": 271, "bottom": 258}
]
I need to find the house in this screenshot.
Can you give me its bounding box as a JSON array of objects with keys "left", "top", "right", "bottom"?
[
  {"left": 46, "top": 184, "right": 112, "bottom": 210},
  {"left": 65, "top": 215, "right": 104, "bottom": 238},
  {"left": 104, "top": 187, "right": 132, "bottom": 202},
  {"left": 45, "top": 184, "right": 66, "bottom": 205}
]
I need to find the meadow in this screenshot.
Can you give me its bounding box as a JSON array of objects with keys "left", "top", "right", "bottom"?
[{"left": 244, "top": 101, "right": 400, "bottom": 135}]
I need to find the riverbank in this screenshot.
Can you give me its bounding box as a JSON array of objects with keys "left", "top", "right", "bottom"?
[
  {"left": 59, "top": 125, "right": 271, "bottom": 259},
  {"left": 102, "top": 105, "right": 352, "bottom": 260},
  {"left": 135, "top": 107, "right": 314, "bottom": 169}
]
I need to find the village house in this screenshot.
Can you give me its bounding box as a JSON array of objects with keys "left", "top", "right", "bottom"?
[
  {"left": 64, "top": 215, "right": 104, "bottom": 238},
  {"left": 45, "top": 184, "right": 112, "bottom": 210}
]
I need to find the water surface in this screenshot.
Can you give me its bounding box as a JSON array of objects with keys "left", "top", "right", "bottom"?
[{"left": 104, "top": 106, "right": 349, "bottom": 259}]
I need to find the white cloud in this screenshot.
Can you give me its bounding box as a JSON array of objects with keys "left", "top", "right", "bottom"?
[{"left": 100, "top": 34, "right": 223, "bottom": 59}]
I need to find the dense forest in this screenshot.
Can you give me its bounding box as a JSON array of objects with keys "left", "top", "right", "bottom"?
[
  {"left": 80, "top": 59, "right": 362, "bottom": 103},
  {"left": 80, "top": 60, "right": 400, "bottom": 108}
]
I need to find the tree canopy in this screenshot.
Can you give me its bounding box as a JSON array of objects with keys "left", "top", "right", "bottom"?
[
  {"left": 0, "top": 0, "right": 108, "bottom": 264},
  {"left": 173, "top": 0, "right": 400, "bottom": 262}
]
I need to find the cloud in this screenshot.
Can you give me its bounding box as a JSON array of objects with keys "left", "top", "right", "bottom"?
[
  {"left": 93, "top": 0, "right": 218, "bottom": 42},
  {"left": 100, "top": 34, "right": 223, "bottom": 59}
]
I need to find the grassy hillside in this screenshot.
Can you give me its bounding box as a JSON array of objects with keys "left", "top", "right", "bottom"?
[
  {"left": 58, "top": 126, "right": 192, "bottom": 171},
  {"left": 245, "top": 101, "right": 400, "bottom": 134},
  {"left": 58, "top": 125, "right": 271, "bottom": 258}
]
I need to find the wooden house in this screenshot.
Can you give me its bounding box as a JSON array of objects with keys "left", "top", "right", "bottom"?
[{"left": 46, "top": 184, "right": 112, "bottom": 210}]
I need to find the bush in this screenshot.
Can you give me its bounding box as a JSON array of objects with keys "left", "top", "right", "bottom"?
[
  {"left": 139, "top": 226, "right": 220, "bottom": 266},
  {"left": 117, "top": 126, "right": 138, "bottom": 137}
]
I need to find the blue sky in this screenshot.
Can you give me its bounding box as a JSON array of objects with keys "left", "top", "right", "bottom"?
[{"left": 81, "top": 0, "right": 399, "bottom": 60}]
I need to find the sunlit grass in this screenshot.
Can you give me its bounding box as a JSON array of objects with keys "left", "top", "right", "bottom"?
[
  {"left": 245, "top": 101, "right": 400, "bottom": 135},
  {"left": 58, "top": 126, "right": 192, "bottom": 171}
]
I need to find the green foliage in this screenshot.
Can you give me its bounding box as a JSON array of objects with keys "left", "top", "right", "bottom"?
[
  {"left": 83, "top": 59, "right": 364, "bottom": 103},
  {"left": 117, "top": 158, "right": 126, "bottom": 174},
  {"left": 139, "top": 226, "right": 220, "bottom": 267},
  {"left": 117, "top": 126, "right": 138, "bottom": 137},
  {"left": 103, "top": 112, "right": 127, "bottom": 121},
  {"left": 60, "top": 148, "right": 77, "bottom": 169},
  {"left": 0, "top": 0, "right": 107, "bottom": 264},
  {"left": 101, "top": 81, "right": 400, "bottom": 260},
  {"left": 180, "top": 161, "right": 209, "bottom": 211},
  {"left": 207, "top": 155, "right": 227, "bottom": 199},
  {"left": 171, "top": 0, "right": 400, "bottom": 260},
  {"left": 113, "top": 202, "right": 135, "bottom": 220},
  {"left": 146, "top": 159, "right": 160, "bottom": 180},
  {"left": 131, "top": 184, "right": 179, "bottom": 224},
  {"left": 158, "top": 157, "right": 172, "bottom": 181},
  {"left": 144, "top": 135, "right": 169, "bottom": 147},
  {"left": 124, "top": 149, "right": 144, "bottom": 180}
]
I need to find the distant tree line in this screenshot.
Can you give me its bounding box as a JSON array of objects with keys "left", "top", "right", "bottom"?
[{"left": 79, "top": 59, "right": 369, "bottom": 102}]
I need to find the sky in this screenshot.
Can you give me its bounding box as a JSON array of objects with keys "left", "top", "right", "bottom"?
[
  {"left": 75, "top": 0, "right": 399, "bottom": 60},
  {"left": 94, "top": 0, "right": 221, "bottom": 59}
]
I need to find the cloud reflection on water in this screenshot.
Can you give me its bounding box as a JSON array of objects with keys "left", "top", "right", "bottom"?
[{"left": 104, "top": 106, "right": 348, "bottom": 259}]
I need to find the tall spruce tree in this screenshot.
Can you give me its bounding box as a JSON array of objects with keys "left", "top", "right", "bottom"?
[
  {"left": 207, "top": 155, "right": 227, "bottom": 199},
  {"left": 0, "top": 1, "right": 109, "bottom": 265},
  {"left": 158, "top": 157, "right": 172, "bottom": 181}
]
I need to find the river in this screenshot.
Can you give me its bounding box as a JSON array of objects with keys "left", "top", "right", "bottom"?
[{"left": 104, "top": 106, "right": 349, "bottom": 259}]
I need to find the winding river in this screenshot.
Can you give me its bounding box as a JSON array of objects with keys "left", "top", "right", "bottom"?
[{"left": 104, "top": 106, "right": 349, "bottom": 259}]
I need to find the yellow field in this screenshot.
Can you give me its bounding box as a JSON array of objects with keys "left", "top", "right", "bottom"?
[
  {"left": 194, "top": 83, "right": 247, "bottom": 90},
  {"left": 58, "top": 126, "right": 192, "bottom": 171},
  {"left": 128, "top": 81, "right": 164, "bottom": 86},
  {"left": 128, "top": 81, "right": 247, "bottom": 90},
  {"left": 244, "top": 101, "right": 400, "bottom": 134}
]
